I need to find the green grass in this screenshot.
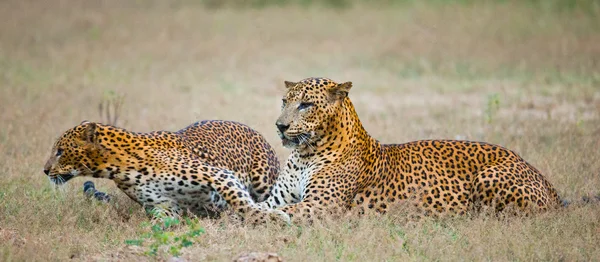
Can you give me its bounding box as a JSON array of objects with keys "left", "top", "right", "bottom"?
[
  {"left": 0, "top": 0, "right": 599, "bottom": 261},
  {"left": 200, "top": 0, "right": 600, "bottom": 15}
]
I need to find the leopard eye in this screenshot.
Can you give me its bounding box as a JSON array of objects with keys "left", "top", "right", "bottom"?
[
  {"left": 298, "top": 102, "right": 314, "bottom": 111},
  {"left": 56, "top": 148, "right": 64, "bottom": 157},
  {"left": 282, "top": 99, "right": 288, "bottom": 106}
]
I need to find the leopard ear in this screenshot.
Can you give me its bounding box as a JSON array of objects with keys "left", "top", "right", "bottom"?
[
  {"left": 284, "top": 81, "right": 297, "bottom": 89},
  {"left": 81, "top": 122, "right": 98, "bottom": 144},
  {"left": 330, "top": 81, "right": 352, "bottom": 100},
  {"left": 80, "top": 120, "right": 90, "bottom": 125}
]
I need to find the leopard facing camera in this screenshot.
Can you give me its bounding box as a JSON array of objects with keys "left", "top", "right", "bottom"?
[{"left": 83, "top": 181, "right": 111, "bottom": 203}]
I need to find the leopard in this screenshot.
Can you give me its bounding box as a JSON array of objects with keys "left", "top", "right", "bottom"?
[
  {"left": 43, "top": 120, "right": 289, "bottom": 223},
  {"left": 258, "top": 77, "right": 563, "bottom": 221}
]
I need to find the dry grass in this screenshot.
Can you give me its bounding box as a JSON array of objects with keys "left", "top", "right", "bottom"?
[{"left": 1, "top": 0, "right": 599, "bottom": 261}]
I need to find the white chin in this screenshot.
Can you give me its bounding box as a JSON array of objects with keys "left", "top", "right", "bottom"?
[{"left": 282, "top": 138, "right": 299, "bottom": 149}]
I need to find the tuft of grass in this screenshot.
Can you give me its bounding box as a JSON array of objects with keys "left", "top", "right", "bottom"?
[
  {"left": 98, "top": 90, "right": 125, "bottom": 126},
  {"left": 484, "top": 93, "right": 501, "bottom": 124}
]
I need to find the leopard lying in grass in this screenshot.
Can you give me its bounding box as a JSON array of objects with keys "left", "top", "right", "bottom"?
[
  {"left": 43, "top": 120, "right": 289, "bottom": 223},
  {"left": 258, "top": 77, "right": 565, "bottom": 222}
]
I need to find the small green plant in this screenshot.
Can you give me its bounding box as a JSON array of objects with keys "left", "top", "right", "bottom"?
[
  {"left": 484, "top": 93, "right": 501, "bottom": 124},
  {"left": 125, "top": 216, "right": 205, "bottom": 257}
]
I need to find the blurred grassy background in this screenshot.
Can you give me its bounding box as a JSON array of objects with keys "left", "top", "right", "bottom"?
[{"left": 1, "top": 0, "right": 599, "bottom": 261}]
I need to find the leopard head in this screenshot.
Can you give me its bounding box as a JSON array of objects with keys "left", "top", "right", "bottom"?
[
  {"left": 43, "top": 121, "right": 106, "bottom": 185},
  {"left": 275, "top": 77, "right": 352, "bottom": 149}
]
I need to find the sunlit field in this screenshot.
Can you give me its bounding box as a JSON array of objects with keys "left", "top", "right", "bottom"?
[{"left": 1, "top": 0, "right": 599, "bottom": 261}]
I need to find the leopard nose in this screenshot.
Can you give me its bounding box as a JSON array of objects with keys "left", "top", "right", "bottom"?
[
  {"left": 276, "top": 122, "right": 290, "bottom": 133},
  {"left": 43, "top": 169, "right": 50, "bottom": 175}
]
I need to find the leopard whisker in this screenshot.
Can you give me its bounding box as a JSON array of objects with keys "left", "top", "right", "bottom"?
[
  {"left": 47, "top": 176, "right": 56, "bottom": 190},
  {"left": 58, "top": 175, "right": 66, "bottom": 186},
  {"left": 306, "top": 138, "right": 316, "bottom": 152},
  {"left": 81, "top": 162, "right": 93, "bottom": 174},
  {"left": 300, "top": 133, "right": 317, "bottom": 152}
]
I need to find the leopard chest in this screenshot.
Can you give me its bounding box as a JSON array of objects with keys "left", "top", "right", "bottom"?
[{"left": 286, "top": 158, "right": 325, "bottom": 200}]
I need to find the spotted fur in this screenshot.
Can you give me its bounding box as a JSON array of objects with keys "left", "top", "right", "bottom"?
[
  {"left": 43, "top": 120, "right": 288, "bottom": 223},
  {"left": 261, "top": 77, "right": 563, "bottom": 221}
]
